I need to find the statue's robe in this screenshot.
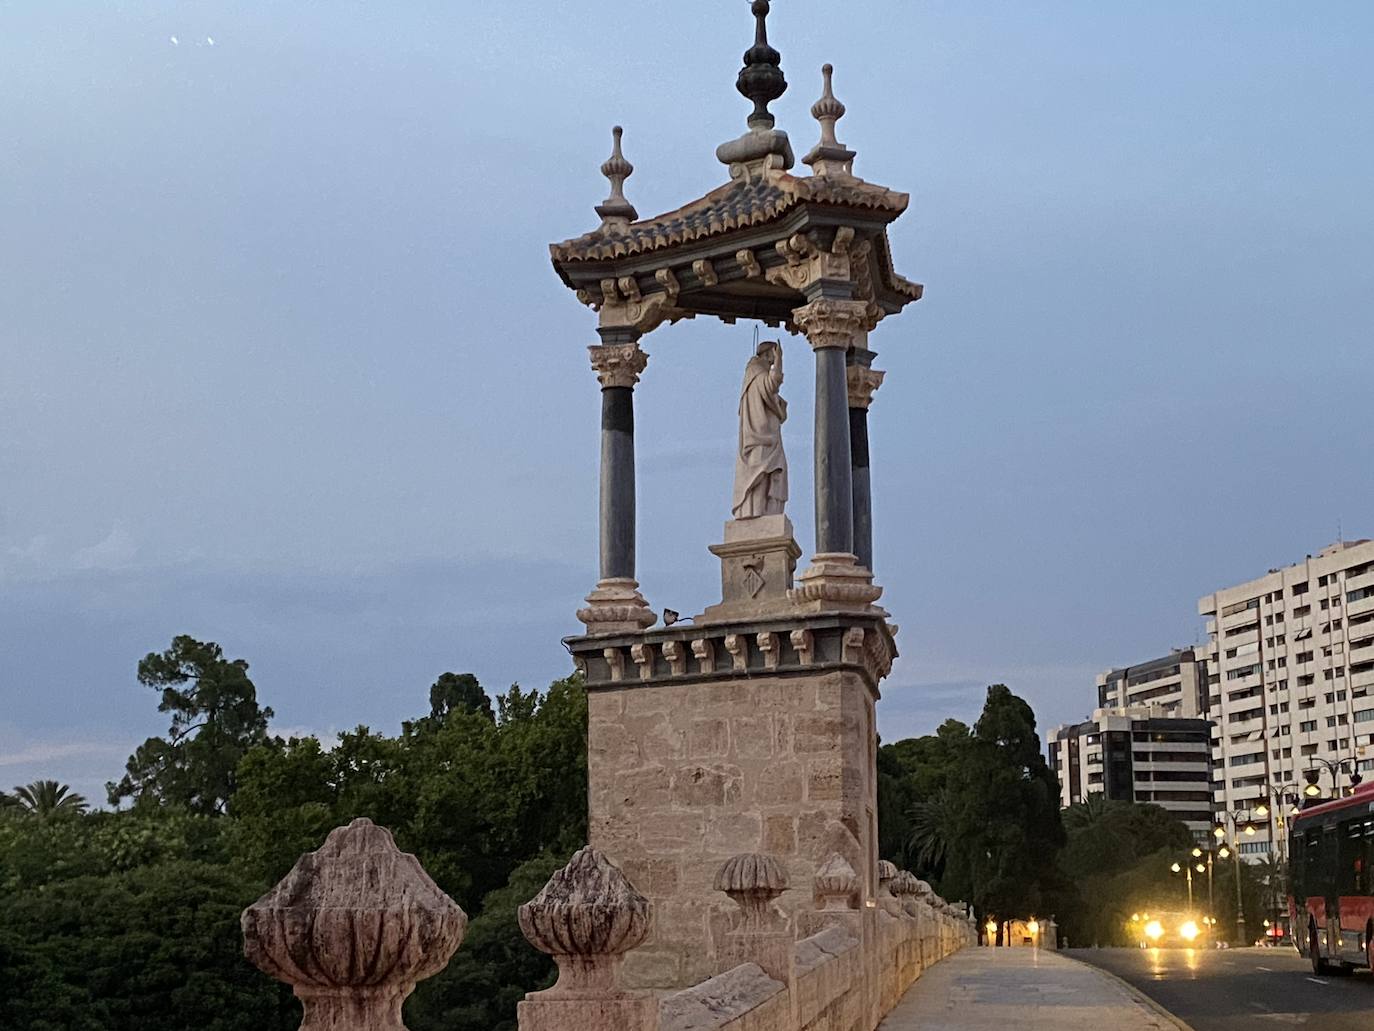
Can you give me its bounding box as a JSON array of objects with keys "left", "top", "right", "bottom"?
[{"left": 731, "top": 354, "right": 788, "bottom": 518}]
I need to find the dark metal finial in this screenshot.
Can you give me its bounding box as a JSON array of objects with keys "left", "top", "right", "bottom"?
[{"left": 736, "top": 0, "right": 786, "bottom": 130}]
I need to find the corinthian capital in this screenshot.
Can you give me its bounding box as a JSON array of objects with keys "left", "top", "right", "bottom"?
[
  {"left": 791, "top": 298, "right": 877, "bottom": 351},
  {"left": 847, "top": 365, "right": 886, "bottom": 409},
  {"left": 588, "top": 342, "right": 649, "bottom": 389}
]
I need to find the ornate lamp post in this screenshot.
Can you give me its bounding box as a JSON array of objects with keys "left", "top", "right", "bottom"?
[
  {"left": 1302, "top": 757, "right": 1362, "bottom": 803},
  {"left": 1254, "top": 781, "right": 1302, "bottom": 941},
  {"left": 1170, "top": 859, "right": 1195, "bottom": 910},
  {"left": 1214, "top": 808, "right": 1258, "bottom": 945}
]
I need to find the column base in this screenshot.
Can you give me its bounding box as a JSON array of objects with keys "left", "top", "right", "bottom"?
[
  {"left": 787, "top": 553, "right": 885, "bottom": 614},
  {"left": 577, "top": 578, "right": 657, "bottom": 635}
]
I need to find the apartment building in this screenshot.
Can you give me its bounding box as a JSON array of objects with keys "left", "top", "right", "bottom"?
[
  {"left": 1097, "top": 648, "right": 1209, "bottom": 717},
  {"left": 1197, "top": 539, "right": 1374, "bottom": 859},
  {"left": 1047, "top": 706, "right": 1214, "bottom": 838}
]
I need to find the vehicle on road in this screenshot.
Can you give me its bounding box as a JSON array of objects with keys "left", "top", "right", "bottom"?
[
  {"left": 1128, "top": 910, "right": 1204, "bottom": 949},
  {"left": 1289, "top": 780, "right": 1374, "bottom": 976}
]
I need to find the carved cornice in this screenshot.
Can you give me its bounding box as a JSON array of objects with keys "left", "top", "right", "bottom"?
[
  {"left": 588, "top": 343, "right": 649, "bottom": 389},
  {"left": 791, "top": 298, "right": 878, "bottom": 351},
  {"left": 846, "top": 365, "right": 886, "bottom": 410},
  {"left": 583, "top": 275, "right": 688, "bottom": 336}
]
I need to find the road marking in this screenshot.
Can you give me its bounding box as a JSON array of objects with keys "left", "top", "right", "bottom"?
[
  {"left": 1306, "top": 976, "right": 1328, "bottom": 985},
  {"left": 1248, "top": 1001, "right": 1273, "bottom": 1011},
  {"left": 1256, "top": 965, "right": 1274, "bottom": 971}
]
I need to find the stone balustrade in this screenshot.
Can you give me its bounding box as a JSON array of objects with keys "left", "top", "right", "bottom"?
[{"left": 243, "top": 822, "right": 974, "bottom": 1031}]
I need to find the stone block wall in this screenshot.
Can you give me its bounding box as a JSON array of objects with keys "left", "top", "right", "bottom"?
[{"left": 587, "top": 666, "right": 879, "bottom": 989}]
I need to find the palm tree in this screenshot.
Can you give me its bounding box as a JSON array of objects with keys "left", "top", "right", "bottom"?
[
  {"left": 907, "top": 787, "right": 955, "bottom": 873},
  {"left": 11, "top": 780, "right": 88, "bottom": 818},
  {"left": 1062, "top": 791, "right": 1113, "bottom": 832}
]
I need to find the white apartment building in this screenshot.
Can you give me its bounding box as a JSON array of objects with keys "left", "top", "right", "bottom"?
[
  {"left": 1197, "top": 539, "right": 1374, "bottom": 860},
  {"left": 1096, "top": 648, "right": 1209, "bottom": 717},
  {"left": 1047, "top": 705, "right": 1214, "bottom": 838}
]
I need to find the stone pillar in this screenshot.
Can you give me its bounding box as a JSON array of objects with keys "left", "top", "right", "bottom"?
[
  {"left": 846, "top": 348, "right": 884, "bottom": 573},
  {"left": 578, "top": 336, "right": 656, "bottom": 634},
  {"left": 715, "top": 853, "right": 795, "bottom": 986},
  {"left": 241, "top": 818, "right": 467, "bottom": 1031},
  {"left": 517, "top": 847, "right": 658, "bottom": 1031},
  {"left": 789, "top": 299, "right": 883, "bottom": 612}
]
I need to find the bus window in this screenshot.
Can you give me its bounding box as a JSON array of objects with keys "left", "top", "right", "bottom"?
[{"left": 1343, "top": 821, "right": 1364, "bottom": 894}]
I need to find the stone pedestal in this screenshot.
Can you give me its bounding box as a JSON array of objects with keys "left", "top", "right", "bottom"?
[
  {"left": 700, "top": 515, "right": 801, "bottom": 622},
  {"left": 569, "top": 614, "right": 895, "bottom": 990}
]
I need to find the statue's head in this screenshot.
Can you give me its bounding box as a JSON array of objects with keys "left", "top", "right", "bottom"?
[{"left": 756, "top": 340, "right": 781, "bottom": 359}]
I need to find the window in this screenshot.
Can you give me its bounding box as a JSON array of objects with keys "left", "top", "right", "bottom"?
[
  {"left": 1355, "top": 708, "right": 1374, "bottom": 724},
  {"left": 1294, "top": 582, "right": 1310, "bottom": 596},
  {"left": 1300, "top": 720, "right": 1318, "bottom": 733},
  {"left": 1299, "top": 697, "right": 1316, "bottom": 709},
  {"left": 1302, "top": 743, "right": 1318, "bottom": 756},
  {"left": 1297, "top": 651, "right": 1314, "bottom": 664},
  {"left": 1295, "top": 605, "right": 1312, "bottom": 617}
]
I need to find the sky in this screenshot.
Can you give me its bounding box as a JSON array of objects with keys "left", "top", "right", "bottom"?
[{"left": 2, "top": 1, "right": 1372, "bottom": 803}]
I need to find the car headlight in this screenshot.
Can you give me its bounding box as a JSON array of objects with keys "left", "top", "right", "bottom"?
[
  {"left": 1145, "top": 920, "right": 1164, "bottom": 941},
  {"left": 1179, "top": 921, "right": 1199, "bottom": 941}
]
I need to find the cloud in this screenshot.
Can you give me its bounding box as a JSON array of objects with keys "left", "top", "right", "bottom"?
[{"left": 70, "top": 525, "right": 137, "bottom": 571}]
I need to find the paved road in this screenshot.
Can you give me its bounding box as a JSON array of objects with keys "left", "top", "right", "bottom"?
[{"left": 1068, "top": 947, "right": 1374, "bottom": 1030}]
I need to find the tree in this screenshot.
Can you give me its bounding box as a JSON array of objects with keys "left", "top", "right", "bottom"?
[
  {"left": 878, "top": 686, "right": 1065, "bottom": 941},
  {"left": 427, "top": 673, "right": 494, "bottom": 722},
  {"left": 108, "top": 636, "right": 273, "bottom": 814},
  {"left": 10, "top": 781, "right": 87, "bottom": 819}
]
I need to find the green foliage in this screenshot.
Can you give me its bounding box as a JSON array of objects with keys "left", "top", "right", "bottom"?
[
  {"left": 406, "top": 851, "right": 566, "bottom": 1031},
  {"left": 0, "top": 859, "right": 295, "bottom": 1031},
  {"left": 108, "top": 636, "right": 273, "bottom": 814},
  {"left": 9, "top": 780, "right": 88, "bottom": 819},
  {"left": 229, "top": 676, "right": 588, "bottom": 914},
  {"left": 427, "top": 672, "right": 495, "bottom": 722}
]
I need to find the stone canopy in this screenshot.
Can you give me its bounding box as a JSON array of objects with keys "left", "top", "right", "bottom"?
[{"left": 550, "top": 172, "right": 921, "bottom": 328}]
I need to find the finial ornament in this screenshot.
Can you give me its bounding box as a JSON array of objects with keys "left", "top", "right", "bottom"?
[
  {"left": 804, "top": 63, "right": 857, "bottom": 177},
  {"left": 738, "top": 1, "right": 786, "bottom": 129},
  {"left": 716, "top": 1, "right": 794, "bottom": 178},
  {"left": 596, "top": 125, "right": 638, "bottom": 229}
]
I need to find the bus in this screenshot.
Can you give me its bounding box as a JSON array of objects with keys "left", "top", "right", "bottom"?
[{"left": 1289, "top": 780, "right": 1374, "bottom": 975}]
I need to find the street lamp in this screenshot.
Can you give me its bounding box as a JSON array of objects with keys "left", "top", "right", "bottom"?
[
  {"left": 1215, "top": 808, "right": 1255, "bottom": 945},
  {"left": 1171, "top": 860, "right": 1194, "bottom": 909},
  {"left": 1254, "top": 781, "right": 1303, "bottom": 941},
  {"left": 1302, "top": 757, "right": 1362, "bottom": 802}
]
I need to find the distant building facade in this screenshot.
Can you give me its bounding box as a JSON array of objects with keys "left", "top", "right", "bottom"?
[
  {"left": 1047, "top": 705, "right": 1214, "bottom": 838},
  {"left": 1197, "top": 539, "right": 1374, "bottom": 859},
  {"left": 1097, "top": 648, "right": 1209, "bottom": 717}
]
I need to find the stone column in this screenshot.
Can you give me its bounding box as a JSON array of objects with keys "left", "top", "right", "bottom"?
[
  {"left": 789, "top": 299, "right": 883, "bottom": 612},
  {"left": 846, "top": 347, "right": 885, "bottom": 573},
  {"left": 578, "top": 334, "right": 656, "bottom": 634}
]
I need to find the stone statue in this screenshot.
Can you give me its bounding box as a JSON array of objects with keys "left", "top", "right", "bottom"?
[{"left": 731, "top": 341, "right": 788, "bottom": 519}]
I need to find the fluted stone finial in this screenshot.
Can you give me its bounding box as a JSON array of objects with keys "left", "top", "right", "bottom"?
[
  {"left": 242, "top": 818, "right": 467, "bottom": 1031},
  {"left": 813, "top": 852, "right": 859, "bottom": 911},
  {"left": 595, "top": 126, "right": 638, "bottom": 229},
  {"left": 803, "top": 64, "right": 857, "bottom": 177},
  {"left": 518, "top": 846, "right": 651, "bottom": 998},
  {"left": 715, "top": 853, "right": 789, "bottom": 932}
]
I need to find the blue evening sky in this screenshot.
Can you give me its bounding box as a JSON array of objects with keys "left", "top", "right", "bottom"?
[{"left": 2, "top": 1, "right": 1371, "bottom": 801}]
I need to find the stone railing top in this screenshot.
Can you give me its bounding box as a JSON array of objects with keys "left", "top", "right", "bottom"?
[
  {"left": 659, "top": 962, "right": 785, "bottom": 1031},
  {"left": 793, "top": 925, "right": 860, "bottom": 974},
  {"left": 241, "top": 818, "right": 466, "bottom": 1030}
]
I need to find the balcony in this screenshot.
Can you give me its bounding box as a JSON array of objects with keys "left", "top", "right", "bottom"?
[{"left": 1349, "top": 594, "right": 1374, "bottom": 619}]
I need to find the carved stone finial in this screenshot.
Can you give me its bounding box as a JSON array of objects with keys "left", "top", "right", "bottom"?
[
  {"left": 518, "top": 847, "right": 651, "bottom": 999},
  {"left": 876, "top": 859, "right": 898, "bottom": 899},
  {"left": 804, "top": 64, "right": 857, "bottom": 177},
  {"left": 242, "top": 817, "right": 467, "bottom": 1031},
  {"left": 813, "top": 852, "right": 859, "bottom": 911},
  {"left": 715, "top": 853, "right": 788, "bottom": 932},
  {"left": 596, "top": 126, "right": 638, "bottom": 229}
]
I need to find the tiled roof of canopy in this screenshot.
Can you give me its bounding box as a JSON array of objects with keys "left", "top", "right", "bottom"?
[{"left": 550, "top": 173, "right": 909, "bottom": 264}]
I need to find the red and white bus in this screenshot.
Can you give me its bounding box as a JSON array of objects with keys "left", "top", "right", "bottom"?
[{"left": 1289, "top": 780, "right": 1374, "bottom": 975}]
